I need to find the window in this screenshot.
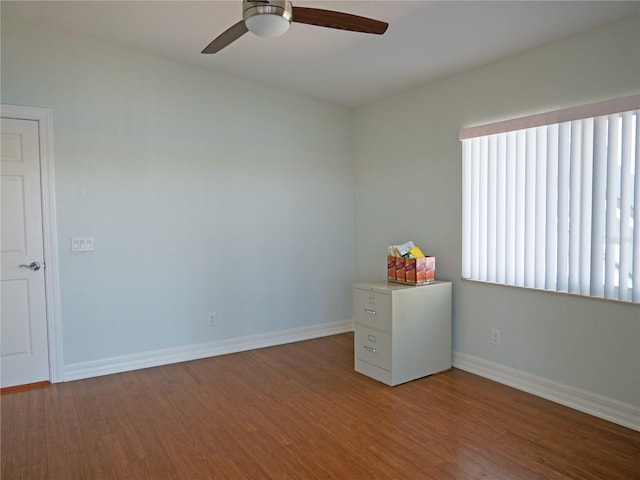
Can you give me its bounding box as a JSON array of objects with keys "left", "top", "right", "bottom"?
[{"left": 460, "top": 96, "right": 640, "bottom": 303}]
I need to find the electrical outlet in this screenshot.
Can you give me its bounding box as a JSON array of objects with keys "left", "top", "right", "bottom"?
[
  {"left": 491, "top": 328, "right": 501, "bottom": 346},
  {"left": 208, "top": 312, "right": 217, "bottom": 326}
]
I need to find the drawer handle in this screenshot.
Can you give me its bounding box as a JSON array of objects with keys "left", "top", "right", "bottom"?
[
  {"left": 364, "top": 309, "right": 376, "bottom": 316},
  {"left": 363, "top": 345, "right": 378, "bottom": 353}
]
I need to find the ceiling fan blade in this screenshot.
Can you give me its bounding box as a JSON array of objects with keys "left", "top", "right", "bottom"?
[
  {"left": 202, "top": 20, "right": 249, "bottom": 54},
  {"left": 292, "top": 7, "right": 388, "bottom": 35}
]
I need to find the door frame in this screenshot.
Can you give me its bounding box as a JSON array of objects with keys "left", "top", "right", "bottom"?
[{"left": 2, "top": 104, "right": 63, "bottom": 383}]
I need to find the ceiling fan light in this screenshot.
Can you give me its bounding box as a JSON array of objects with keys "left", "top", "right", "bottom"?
[
  {"left": 245, "top": 14, "right": 290, "bottom": 37},
  {"left": 243, "top": 0, "right": 292, "bottom": 38}
]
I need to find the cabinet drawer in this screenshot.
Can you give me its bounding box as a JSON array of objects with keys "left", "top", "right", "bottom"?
[
  {"left": 355, "top": 325, "right": 391, "bottom": 371},
  {"left": 354, "top": 289, "right": 392, "bottom": 331}
]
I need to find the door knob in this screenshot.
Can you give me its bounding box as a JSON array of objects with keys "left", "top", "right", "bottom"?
[{"left": 19, "top": 261, "right": 41, "bottom": 272}]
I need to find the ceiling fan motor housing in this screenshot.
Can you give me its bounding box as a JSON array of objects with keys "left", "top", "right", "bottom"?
[{"left": 243, "top": 0, "right": 293, "bottom": 37}]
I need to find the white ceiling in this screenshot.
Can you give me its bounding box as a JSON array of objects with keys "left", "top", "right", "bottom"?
[{"left": 3, "top": 1, "right": 639, "bottom": 107}]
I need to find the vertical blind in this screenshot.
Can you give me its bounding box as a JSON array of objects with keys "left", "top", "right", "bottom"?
[{"left": 460, "top": 96, "right": 640, "bottom": 303}]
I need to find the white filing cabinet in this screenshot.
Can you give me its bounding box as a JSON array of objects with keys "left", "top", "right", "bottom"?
[{"left": 354, "top": 281, "right": 451, "bottom": 386}]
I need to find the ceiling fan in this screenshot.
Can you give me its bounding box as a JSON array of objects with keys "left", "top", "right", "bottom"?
[{"left": 202, "top": 0, "right": 389, "bottom": 54}]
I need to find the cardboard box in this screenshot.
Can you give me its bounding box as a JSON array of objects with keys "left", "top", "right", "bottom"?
[
  {"left": 387, "top": 255, "right": 435, "bottom": 285},
  {"left": 387, "top": 255, "right": 397, "bottom": 280},
  {"left": 405, "top": 258, "right": 417, "bottom": 282},
  {"left": 395, "top": 256, "right": 406, "bottom": 282}
]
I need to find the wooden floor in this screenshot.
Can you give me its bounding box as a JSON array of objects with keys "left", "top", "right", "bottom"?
[{"left": 2, "top": 333, "right": 639, "bottom": 479}]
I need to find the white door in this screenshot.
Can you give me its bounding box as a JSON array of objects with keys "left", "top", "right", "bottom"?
[{"left": 1, "top": 117, "right": 50, "bottom": 388}]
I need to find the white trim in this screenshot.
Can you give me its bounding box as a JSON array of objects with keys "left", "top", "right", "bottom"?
[
  {"left": 453, "top": 351, "right": 640, "bottom": 432},
  {"left": 1, "top": 104, "right": 64, "bottom": 384},
  {"left": 64, "top": 319, "right": 354, "bottom": 382},
  {"left": 459, "top": 94, "right": 640, "bottom": 140}
]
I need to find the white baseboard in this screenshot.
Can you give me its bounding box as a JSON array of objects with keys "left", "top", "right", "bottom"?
[
  {"left": 64, "top": 319, "right": 354, "bottom": 382},
  {"left": 63, "top": 327, "right": 638, "bottom": 431},
  {"left": 453, "top": 351, "right": 640, "bottom": 432}
]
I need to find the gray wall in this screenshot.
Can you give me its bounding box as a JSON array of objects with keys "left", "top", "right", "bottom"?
[
  {"left": 353, "top": 16, "right": 640, "bottom": 407},
  {"left": 2, "top": 17, "right": 355, "bottom": 365}
]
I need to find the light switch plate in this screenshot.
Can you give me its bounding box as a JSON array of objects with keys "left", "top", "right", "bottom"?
[{"left": 71, "top": 237, "right": 94, "bottom": 252}]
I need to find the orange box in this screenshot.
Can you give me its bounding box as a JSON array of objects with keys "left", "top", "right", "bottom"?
[
  {"left": 395, "top": 257, "right": 406, "bottom": 282},
  {"left": 405, "top": 258, "right": 417, "bottom": 282},
  {"left": 387, "top": 256, "right": 397, "bottom": 280},
  {"left": 388, "top": 256, "right": 435, "bottom": 285},
  {"left": 416, "top": 256, "right": 436, "bottom": 283}
]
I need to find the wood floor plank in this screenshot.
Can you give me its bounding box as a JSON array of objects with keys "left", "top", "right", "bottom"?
[{"left": 1, "top": 333, "right": 638, "bottom": 479}]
